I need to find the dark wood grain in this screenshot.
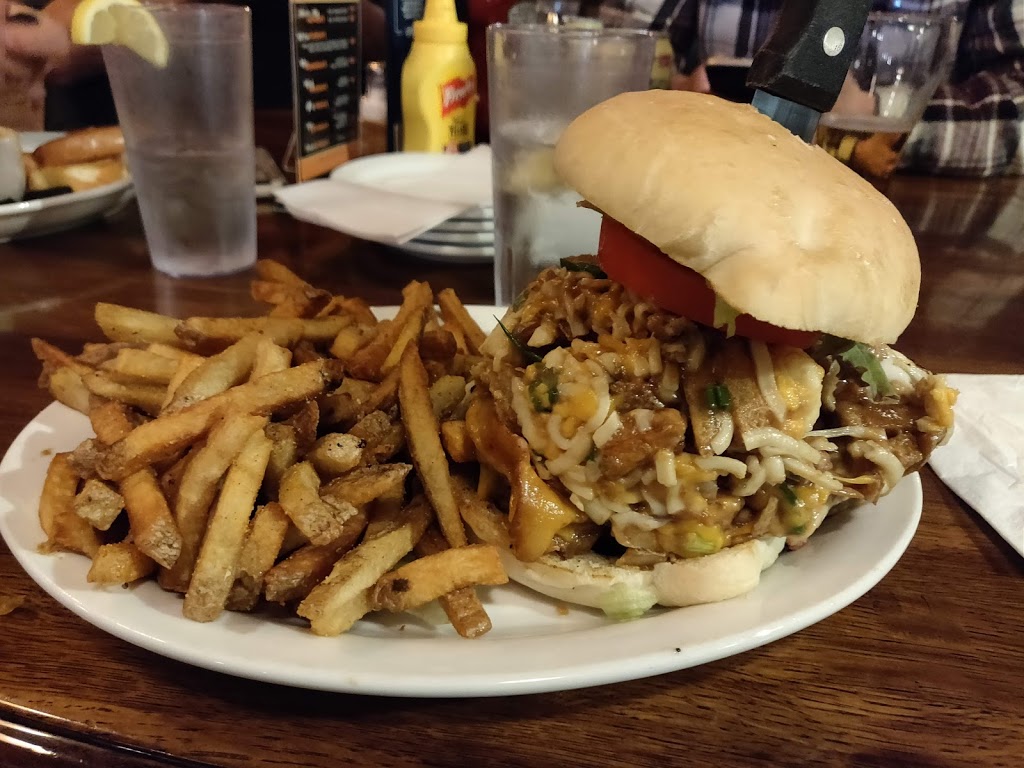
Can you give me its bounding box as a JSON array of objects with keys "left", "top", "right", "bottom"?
[{"left": 0, "top": 131, "right": 1021, "bottom": 768}]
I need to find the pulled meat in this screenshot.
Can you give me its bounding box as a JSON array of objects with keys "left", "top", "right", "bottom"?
[{"left": 599, "top": 409, "right": 687, "bottom": 479}]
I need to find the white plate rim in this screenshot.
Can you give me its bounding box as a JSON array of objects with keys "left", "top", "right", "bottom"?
[{"left": 0, "top": 306, "right": 923, "bottom": 697}]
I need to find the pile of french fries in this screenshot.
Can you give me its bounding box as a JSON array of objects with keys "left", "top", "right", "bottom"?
[{"left": 30, "top": 260, "right": 513, "bottom": 639}]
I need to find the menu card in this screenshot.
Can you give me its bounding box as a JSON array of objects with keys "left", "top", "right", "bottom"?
[{"left": 288, "top": 0, "right": 361, "bottom": 181}]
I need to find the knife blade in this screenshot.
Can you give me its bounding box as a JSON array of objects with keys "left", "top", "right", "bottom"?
[{"left": 747, "top": 0, "right": 872, "bottom": 142}]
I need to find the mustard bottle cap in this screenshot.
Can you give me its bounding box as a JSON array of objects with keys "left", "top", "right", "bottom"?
[{"left": 412, "top": 0, "right": 467, "bottom": 45}]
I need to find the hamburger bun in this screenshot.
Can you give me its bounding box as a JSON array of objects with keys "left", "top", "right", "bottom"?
[
  {"left": 553, "top": 90, "right": 919, "bottom": 345},
  {"left": 32, "top": 126, "right": 125, "bottom": 167},
  {"left": 27, "top": 157, "right": 128, "bottom": 193},
  {"left": 498, "top": 537, "right": 785, "bottom": 610}
]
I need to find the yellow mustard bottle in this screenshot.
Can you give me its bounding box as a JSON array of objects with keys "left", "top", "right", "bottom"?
[{"left": 401, "top": 0, "right": 477, "bottom": 153}]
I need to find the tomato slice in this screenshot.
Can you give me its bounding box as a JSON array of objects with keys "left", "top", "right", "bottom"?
[{"left": 597, "top": 216, "right": 820, "bottom": 348}]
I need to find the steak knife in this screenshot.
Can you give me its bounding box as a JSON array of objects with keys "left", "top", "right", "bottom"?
[{"left": 747, "top": 0, "right": 872, "bottom": 142}]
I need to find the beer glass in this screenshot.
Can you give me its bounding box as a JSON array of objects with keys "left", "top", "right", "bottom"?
[
  {"left": 488, "top": 24, "right": 655, "bottom": 305},
  {"left": 814, "top": 12, "right": 961, "bottom": 183}
]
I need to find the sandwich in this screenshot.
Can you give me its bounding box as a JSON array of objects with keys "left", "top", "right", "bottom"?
[
  {"left": 26, "top": 126, "right": 127, "bottom": 194},
  {"left": 470, "top": 90, "right": 956, "bottom": 617}
]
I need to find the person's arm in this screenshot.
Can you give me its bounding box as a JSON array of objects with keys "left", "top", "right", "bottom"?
[
  {"left": 662, "top": 0, "right": 700, "bottom": 74},
  {"left": 900, "top": 0, "right": 1024, "bottom": 177}
]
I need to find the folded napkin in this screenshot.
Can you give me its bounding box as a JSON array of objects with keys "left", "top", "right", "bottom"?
[
  {"left": 273, "top": 145, "right": 493, "bottom": 245},
  {"left": 929, "top": 374, "right": 1024, "bottom": 558}
]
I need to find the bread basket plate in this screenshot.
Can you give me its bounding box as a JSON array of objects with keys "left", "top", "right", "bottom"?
[
  {"left": 0, "top": 132, "right": 134, "bottom": 243},
  {"left": 0, "top": 307, "right": 922, "bottom": 698}
]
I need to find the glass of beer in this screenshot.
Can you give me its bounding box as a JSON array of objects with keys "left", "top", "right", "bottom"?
[{"left": 814, "top": 12, "right": 961, "bottom": 184}]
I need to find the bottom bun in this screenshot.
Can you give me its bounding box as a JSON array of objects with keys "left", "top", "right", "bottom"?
[
  {"left": 499, "top": 537, "right": 785, "bottom": 610},
  {"left": 28, "top": 158, "right": 127, "bottom": 193}
]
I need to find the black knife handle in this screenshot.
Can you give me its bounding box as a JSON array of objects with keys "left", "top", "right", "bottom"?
[{"left": 746, "top": 0, "right": 872, "bottom": 113}]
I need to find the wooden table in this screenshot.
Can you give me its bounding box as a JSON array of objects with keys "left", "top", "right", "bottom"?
[{"left": 0, "top": 168, "right": 1021, "bottom": 768}]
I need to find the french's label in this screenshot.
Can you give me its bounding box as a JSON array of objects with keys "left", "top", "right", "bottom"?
[{"left": 440, "top": 75, "right": 476, "bottom": 118}]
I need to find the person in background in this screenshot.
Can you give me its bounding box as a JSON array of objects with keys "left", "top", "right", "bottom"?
[
  {"left": 658, "top": 0, "right": 1024, "bottom": 177},
  {"left": 0, "top": 0, "right": 69, "bottom": 129}
]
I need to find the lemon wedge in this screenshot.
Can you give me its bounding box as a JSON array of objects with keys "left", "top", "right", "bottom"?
[{"left": 71, "top": 0, "right": 169, "bottom": 68}]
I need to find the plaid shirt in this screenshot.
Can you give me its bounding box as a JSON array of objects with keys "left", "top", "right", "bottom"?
[{"left": 658, "top": 0, "right": 1024, "bottom": 176}]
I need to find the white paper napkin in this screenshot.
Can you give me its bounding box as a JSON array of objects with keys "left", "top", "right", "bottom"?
[
  {"left": 272, "top": 146, "right": 493, "bottom": 245},
  {"left": 929, "top": 374, "right": 1024, "bottom": 557}
]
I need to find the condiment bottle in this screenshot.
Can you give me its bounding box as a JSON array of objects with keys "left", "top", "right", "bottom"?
[{"left": 401, "top": 0, "right": 477, "bottom": 153}]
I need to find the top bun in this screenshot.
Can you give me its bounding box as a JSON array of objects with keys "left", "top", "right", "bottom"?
[{"left": 553, "top": 90, "right": 920, "bottom": 345}]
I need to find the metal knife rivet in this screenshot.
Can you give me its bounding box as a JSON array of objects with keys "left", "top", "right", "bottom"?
[{"left": 822, "top": 27, "right": 846, "bottom": 56}]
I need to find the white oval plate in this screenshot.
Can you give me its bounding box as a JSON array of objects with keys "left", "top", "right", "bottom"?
[
  {"left": 0, "top": 132, "right": 134, "bottom": 243},
  {"left": 411, "top": 229, "right": 493, "bottom": 246},
  {"left": 393, "top": 239, "right": 494, "bottom": 264},
  {"left": 0, "top": 307, "right": 922, "bottom": 698},
  {"left": 330, "top": 151, "right": 492, "bottom": 213}
]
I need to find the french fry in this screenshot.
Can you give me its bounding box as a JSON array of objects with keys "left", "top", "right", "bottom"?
[
  {"left": 98, "top": 402, "right": 221, "bottom": 481},
  {"left": 398, "top": 345, "right": 467, "bottom": 547},
  {"left": 183, "top": 429, "right": 273, "bottom": 622},
  {"left": 452, "top": 477, "right": 511, "bottom": 548},
  {"left": 67, "top": 438, "right": 102, "bottom": 478},
  {"left": 250, "top": 337, "right": 293, "bottom": 380},
  {"left": 45, "top": 366, "right": 91, "bottom": 414},
  {"left": 76, "top": 342, "right": 130, "bottom": 367},
  {"left": 379, "top": 308, "right": 428, "bottom": 374},
  {"left": 329, "top": 323, "right": 372, "bottom": 362},
  {"left": 82, "top": 373, "right": 165, "bottom": 415},
  {"left": 101, "top": 348, "right": 180, "bottom": 385},
  {"left": 119, "top": 468, "right": 182, "bottom": 569},
  {"left": 87, "top": 542, "right": 157, "bottom": 585},
  {"left": 159, "top": 413, "right": 267, "bottom": 592},
  {"left": 0, "top": 596, "right": 25, "bottom": 616},
  {"left": 413, "top": 527, "right": 492, "bottom": 638},
  {"left": 345, "top": 281, "right": 431, "bottom": 380},
  {"left": 73, "top": 478, "right": 124, "bottom": 531},
  {"left": 99, "top": 360, "right": 336, "bottom": 481},
  {"left": 95, "top": 303, "right": 181, "bottom": 346},
  {"left": 318, "top": 377, "right": 377, "bottom": 426},
  {"left": 323, "top": 296, "right": 377, "bottom": 326},
  {"left": 307, "top": 433, "right": 364, "bottom": 477},
  {"left": 164, "top": 333, "right": 260, "bottom": 412},
  {"left": 254, "top": 258, "right": 313, "bottom": 289},
  {"left": 291, "top": 340, "right": 324, "bottom": 365},
  {"left": 262, "top": 510, "right": 367, "bottom": 604},
  {"left": 349, "top": 410, "right": 405, "bottom": 464},
  {"left": 263, "top": 423, "right": 298, "bottom": 498},
  {"left": 175, "top": 316, "right": 351, "bottom": 351},
  {"left": 31, "top": 338, "right": 93, "bottom": 377},
  {"left": 88, "top": 399, "right": 135, "bottom": 445},
  {"left": 278, "top": 462, "right": 358, "bottom": 545},
  {"left": 420, "top": 328, "right": 458, "bottom": 364},
  {"left": 320, "top": 463, "right": 412, "bottom": 509},
  {"left": 440, "top": 420, "right": 476, "bottom": 463},
  {"left": 438, "top": 288, "right": 486, "bottom": 355},
  {"left": 161, "top": 354, "right": 205, "bottom": 411},
  {"left": 372, "top": 542, "right": 507, "bottom": 613},
  {"left": 281, "top": 400, "right": 319, "bottom": 454},
  {"left": 39, "top": 453, "right": 100, "bottom": 556},
  {"left": 158, "top": 449, "right": 193, "bottom": 510},
  {"left": 226, "top": 502, "right": 291, "bottom": 612},
  {"left": 429, "top": 375, "right": 467, "bottom": 420},
  {"left": 297, "top": 495, "right": 432, "bottom": 635}
]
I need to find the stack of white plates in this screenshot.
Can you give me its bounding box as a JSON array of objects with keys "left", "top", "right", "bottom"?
[{"left": 396, "top": 205, "right": 494, "bottom": 263}]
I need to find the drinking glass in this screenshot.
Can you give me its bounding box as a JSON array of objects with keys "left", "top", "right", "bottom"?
[
  {"left": 814, "top": 12, "right": 961, "bottom": 183},
  {"left": 104, "top": 4, "right": 257, "bottom": 277},
  {"left": 488, "top": 24, "right": 655, "bottom": 304}
]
